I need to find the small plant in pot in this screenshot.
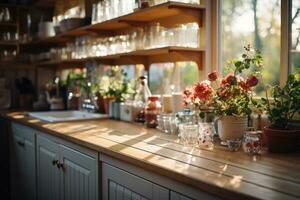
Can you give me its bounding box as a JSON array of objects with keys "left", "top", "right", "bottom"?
[
  {"left": 183, "top": 44, "right": 263, "bottom": 144},
  {"left": 262, "top": 71, "right": 300, "bottom": 153},
  {"left": 98, "top": 66, "right": 134, "bottom": 119},
  {"left": 210, "top": 45, "right": 263, "bottom": 143}
]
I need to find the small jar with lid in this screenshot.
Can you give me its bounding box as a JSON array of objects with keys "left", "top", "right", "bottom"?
[
  {"left": 242, "top": 131, "right": 262, "bottom": 155},
  {"left": 145, "top": 96, "right": 161, "bottom": 128}
]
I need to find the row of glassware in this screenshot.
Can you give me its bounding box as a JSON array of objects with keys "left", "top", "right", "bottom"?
[
  {"left": 156, "top": 110, "right": 262, "bottom": 154},
  {"left": 92, "top": 0, "right": 200, "bottom": 24},
  {"left": 49, "top": 22, "right": 200, "bottom": 61},
  {"left": 0, "top": 8, "right": 11, "bottom": 22}
]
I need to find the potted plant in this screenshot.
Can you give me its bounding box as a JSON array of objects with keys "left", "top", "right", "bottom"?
[
  {"left": 98, "top": 66, "right": 133, "bottom": 119},
  {"left": 262, "top": 71, "right": 300, "bottom": 153},
  {"left": 184, "top": 45, "right": 263, "bottom": 143}
]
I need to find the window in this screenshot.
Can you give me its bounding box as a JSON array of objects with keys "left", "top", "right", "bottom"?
[
  {"left": 290, "top": 0, "right": 300, "bottom": 73},
  {"left": 220, "top": 0, "right": 281, "bottom": 95},
  {"left": 149, "top": 62, "right": 198, "bottom": 94}
]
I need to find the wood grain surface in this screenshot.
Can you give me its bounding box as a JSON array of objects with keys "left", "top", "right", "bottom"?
[{"left": 2, "top": 111, "right": 300, "bottom": 200}]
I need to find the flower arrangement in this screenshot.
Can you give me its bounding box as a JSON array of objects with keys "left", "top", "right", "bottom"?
[
  {"left": 98, "top": 66, "right": 134, "bottom": 102},
  {"left": 183, "top": 44, "right": 263, "bottom": 117}
]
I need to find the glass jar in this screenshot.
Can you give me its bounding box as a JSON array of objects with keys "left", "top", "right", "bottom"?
[
  {"left": 198, "top": 122, "right": 215, "bottom": 149},
  {"left": 176, "top": 108, "right": 197, "bottom": 124},
  {"left": 145, "top": 96, "right": 161, "bottom": 128},
  {"left": 179, "top": 123, "right": 199, "bottom": 146},
  {"left": 242, "top": 131, "right": 262, "bottom": 155}
]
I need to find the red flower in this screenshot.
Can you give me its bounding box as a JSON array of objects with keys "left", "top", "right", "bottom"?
[
  {"left": 217, "top": 87, "right": 232, "bottom": 99},
  {"left": 193, "top": 81, "right": 213, "bottom": 102},
  {"left": 246, "top": 75, "right": 259, "bottom": 87},
  {"left": 208, "top": 71, "right": 218, "bottom": 81},
  {"left": 239, "top": 80, "right": 252, "bottom": 91},
  {"left": 221, "top": 73, "right": 235, "bottom": 86}
]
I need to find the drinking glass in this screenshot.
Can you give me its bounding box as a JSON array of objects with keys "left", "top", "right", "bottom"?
[
  {"left": 179, "top": 123, "right": 199, "bottom": 146},
  {"left": 198, "top": 122, "right": 215, "bottom": 149}
]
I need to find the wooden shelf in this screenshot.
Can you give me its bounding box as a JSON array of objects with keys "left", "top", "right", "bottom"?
[
  {"left": 23, "top": 1, "right": 205, "bottom": 46},
  {"left": 0, "top": 61, "right": 35, "bottom": 70},
  {"left": 32, "top": 0, "right": 55, "bottom": 8},
  {"left": 35, "top": 46, "right": 204, "bottom": 69},
  {"left": 0, "top": 41, "right": 19, "bottom": 46},
  {"left": 0, "top": 22, "right": 17, "bottom": 27}
]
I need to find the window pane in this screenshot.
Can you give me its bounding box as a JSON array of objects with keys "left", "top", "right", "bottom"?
[
  {"left": 149, "top": 62, "right": 198, "bottom": 95},
  {"left": 290, "top": 0, "right": 300, "bottom": 73},
  {"left": 221, "top": 0, "right": 281, "bottom": 95},
  {"left": 149, "top": 63, "right": 173, "bottom": 95}
]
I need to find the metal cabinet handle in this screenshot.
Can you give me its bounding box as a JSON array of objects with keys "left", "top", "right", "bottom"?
[
  {"left": 52, "top": 160, "right": 59, "bottom": 166},
  {"left": 57, "top": 160, "right": 65, "bottom": 171},
  {"left": 17, "top": 141, "right": 25, "bottom": 147}
]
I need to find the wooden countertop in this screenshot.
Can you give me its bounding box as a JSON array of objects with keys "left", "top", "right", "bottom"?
[{"left": 3, "top": 111, "right": 300, "bottom": 200}]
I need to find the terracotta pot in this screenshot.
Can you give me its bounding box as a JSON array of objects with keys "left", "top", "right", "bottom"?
[
  {"left": 103, "top": 97, "right": 115, "bottom": 114},
  {"left": 217, "top": 116, "right": 248, "bottom": 141},
  {"left": 263, "top": 127, "right": 300, "bottom": 153}
]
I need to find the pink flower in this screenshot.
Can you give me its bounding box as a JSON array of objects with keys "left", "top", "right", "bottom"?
[
  {"left": 193, "top": 81, "right": 213, "bottom": 102},
  {"left": 239, "top": 80, "right": 252, "bottom": 91},
  {"left": 183, "top": 87, "right": 194, "bottom": 106},
  {"left": 246, "top": 75, "right": 259, "bottom": 87},
  {"left": 208, "top": 71, "right": 218, "bottom": 81}
]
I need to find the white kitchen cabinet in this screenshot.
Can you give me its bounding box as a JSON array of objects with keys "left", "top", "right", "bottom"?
[
  {"left": 101, "top": 155, "right": 221, "bottom": 200},
  {"left": 36, "top": 134, "right": 98, "bottom": 200},
  {"left": 103, "top": 163, "right": 169, "bottom": 200},
  {"left": 61, "top": 144, "right": 98, "bottom": 200},
  {"left": 36, "top": 134, "right": 61, "bottom": 200},
  {"left": 170, "top": 191, "right": 195, "bottom": 200},
  {"left": 10, "top": 123, "right": 36, "bottom": 200}
]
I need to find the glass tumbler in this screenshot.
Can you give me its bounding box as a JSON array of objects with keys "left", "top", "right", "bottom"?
[
  {"left": 242, "top": 131, "right": 262, "bottom": 155},
  {"left": 198, "top": 122, "right": 215, "bottom": 149},
  {"left": 179, "top": 123, "right": 199, "bottom": 146}
]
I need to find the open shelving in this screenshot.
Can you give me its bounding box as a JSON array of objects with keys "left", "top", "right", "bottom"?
[
  {"left": 35, "top": 46, "right": 204, "bottom": 69},
  {"left": 4, "top": 0, "right": 210, "bottom": 73},
  {"left": 23, "top": 1, "right": 205, "bottom": 45}
]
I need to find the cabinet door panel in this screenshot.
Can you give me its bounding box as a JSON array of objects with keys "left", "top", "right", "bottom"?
[
  {"left": 108, "top": 180, "right": 148, "bottom": 200},
  {"left": 36, "top": 135, "right": 61, "bottom": 200},
  {"left": 171, "top": 191, "right": 195, "bottom": 200},
  {"left": 61, "top": 145, "right": 98, "bottom": 200},
  {"left": 103, "top": 163, "right": 168, "bottom": 200},
  {"left": 10, "top": 124, "right": 36, "bottom": 200}
]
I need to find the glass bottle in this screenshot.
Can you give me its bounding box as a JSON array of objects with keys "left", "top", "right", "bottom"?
[
  {"left": 134, "top": 76, "right": 152, "bottom": 123},
  {"left": 145, "top": 96, "right": 161, "bottom": 128}
]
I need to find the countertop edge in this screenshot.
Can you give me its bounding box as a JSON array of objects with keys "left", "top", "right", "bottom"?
[{"left": 1, "top": 112, "right": 269, "bottom": 200}]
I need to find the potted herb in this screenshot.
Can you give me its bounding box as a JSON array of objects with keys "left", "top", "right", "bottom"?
[{"left": 262, "top": 71, "right": 300, "bottom": 153}]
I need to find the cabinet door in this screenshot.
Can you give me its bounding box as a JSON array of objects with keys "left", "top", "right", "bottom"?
[
  {"left": 36, "top": 135, "right": 61, "bottom": 200},
  {"left": 103, "top": 163, "right": 168, "bottom": 200},
  {"left": 61, "top": 144, "right": 98, "bottom": 200},
  {"left": 170, "top": 191, "right": 195, "bottom": 200},
  {"left": 10, "top": 123, "right": 36, "bottom": 200}
]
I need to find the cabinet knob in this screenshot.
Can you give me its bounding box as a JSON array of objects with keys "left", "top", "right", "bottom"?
[
  {"left": 52, "top": 160, "right": 59, "bottom": 166},
  {"left": 57, "top": 160, "right": 65, "bottom": 171},
  {"left": 17, "top": 141, "right": 25, "bottom": 147}
]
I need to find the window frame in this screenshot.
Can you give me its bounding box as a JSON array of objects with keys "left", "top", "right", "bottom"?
[{"left": 213, "top": 0, "right": 292, "bottom": 86}]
